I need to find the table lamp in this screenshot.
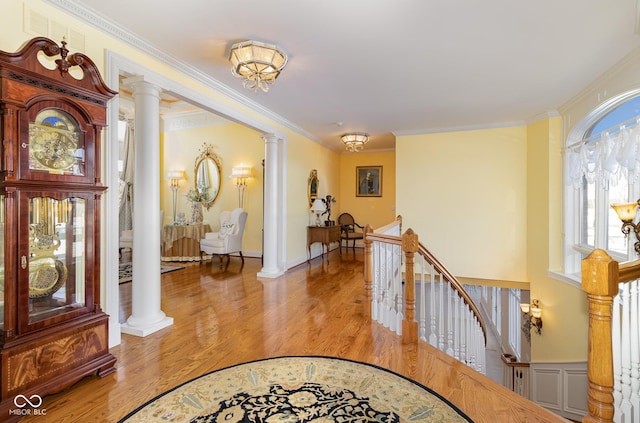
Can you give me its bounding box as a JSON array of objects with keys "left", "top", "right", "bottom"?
[{"left": 310, "top": 199, "right": 325, "bottom": 227}]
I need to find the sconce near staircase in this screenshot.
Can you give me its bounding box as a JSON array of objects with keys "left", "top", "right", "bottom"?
[
  {"left": 611, "top": 200, "right": 640, "bottom": 255},
  {"left": 520, "top": 299, "right": 543, "bottom": 337}
]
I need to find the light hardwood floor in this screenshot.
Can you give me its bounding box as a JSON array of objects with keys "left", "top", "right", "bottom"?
[{"left": 21, "top": 249, "right": 568, "bottom": 422}]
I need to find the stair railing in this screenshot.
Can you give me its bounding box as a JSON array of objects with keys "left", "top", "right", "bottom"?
[
  {"left": 582, "top": 249, "right": 640, "bottom": 423},
  {"left": 364, "top": 217, "right": 487, "bottom": 373}
]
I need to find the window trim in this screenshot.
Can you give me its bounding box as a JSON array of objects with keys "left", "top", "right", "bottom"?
[{"left": 563, "top": 89, "right": 640, "bottom": 278}]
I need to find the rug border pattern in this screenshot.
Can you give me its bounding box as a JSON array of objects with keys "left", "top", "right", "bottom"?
[{"left": 118, "top": 355, "right": 473, "bottom": 422}]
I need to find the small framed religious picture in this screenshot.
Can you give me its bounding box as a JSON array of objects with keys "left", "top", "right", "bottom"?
[
  {"left": 308, "top": 169, "right": 319, "bottom": 206},
  {"left": 356, "top": 166, "right": 382, "bottom": 197}
]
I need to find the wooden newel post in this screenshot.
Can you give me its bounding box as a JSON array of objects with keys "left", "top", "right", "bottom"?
[
  {"left": 581, "top": 249, "right": 619, "bottom": 423},
  {"left": 363, "top": 224, "right": 374, "bottom": 318},
  {"left": 402, "top": 228, "right": 419, "bottom": 344}
]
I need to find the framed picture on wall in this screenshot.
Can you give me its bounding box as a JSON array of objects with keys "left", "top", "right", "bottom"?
[{"left": 356, "top": 166, "right": 382, "bottom": 197}]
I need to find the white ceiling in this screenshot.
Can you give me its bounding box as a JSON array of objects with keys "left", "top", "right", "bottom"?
[{"left": 51, "top": 0, "right": 640, "bottom": 152}]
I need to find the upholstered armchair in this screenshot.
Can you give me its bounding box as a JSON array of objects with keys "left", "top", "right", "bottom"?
[{"left": 200, "top": 208, "right": 248, "bottom": 269}]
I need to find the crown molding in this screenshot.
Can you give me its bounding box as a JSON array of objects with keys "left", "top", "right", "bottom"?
[
  {"left": 340, "top": 147, "right": 395, "bottom": 155},
  {"left": 43, "top": 0, "right": 318, "bottom": 142},
  {"left": 393, "top": 120, "right": 527, "bottom": 137},
  {"left": 525, "top": 110, "right": 560, "bottom": 125},
  {"left": 558, "top": 46, "right": 640, "bottom": 115},
  {"left": 162, "top": 110, "right": 231, "bottom": 132}
]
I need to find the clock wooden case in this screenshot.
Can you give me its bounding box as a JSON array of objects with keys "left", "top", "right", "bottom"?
[{"left": 0, "top": 37, "right": 117, "bottom": 415}]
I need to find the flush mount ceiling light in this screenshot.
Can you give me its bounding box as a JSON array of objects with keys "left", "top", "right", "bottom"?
[
  {"left": 341, "top": 132, "right": 369, "bottom": 153},
  {"left": 228, "top": 40, "right": 288, "bottom": 93}
]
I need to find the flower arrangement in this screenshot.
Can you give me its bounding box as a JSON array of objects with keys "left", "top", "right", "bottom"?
[{"left": 186, "top": 188, "right": 207, "bottom": 203}]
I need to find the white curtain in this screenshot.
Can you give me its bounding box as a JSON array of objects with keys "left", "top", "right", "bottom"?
[
  {"left": 119, "top": 118, "right": 134, "bottom": 233},
  {"left": 567, "top": 124, "right": 640, "bottom": 188}
]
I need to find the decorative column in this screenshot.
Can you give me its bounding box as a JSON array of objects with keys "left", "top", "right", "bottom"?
[
  {"left": 258, "top": 133, "right": 284, "bottom": 278},
  {"left": 120, "top": 77, "right": 173, "bottom": 336}
]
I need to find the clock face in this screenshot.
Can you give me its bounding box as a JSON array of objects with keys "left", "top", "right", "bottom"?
[{"left": 28, "top": 109, "right": 84, "bottom": 175}]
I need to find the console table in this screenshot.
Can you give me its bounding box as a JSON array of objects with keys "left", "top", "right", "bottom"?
[
  {"left": 161, "top": 223, "right": 211, "bottom": 261},
  {"left": 307, "top": 225, "right": 340, "bottom": 260}
]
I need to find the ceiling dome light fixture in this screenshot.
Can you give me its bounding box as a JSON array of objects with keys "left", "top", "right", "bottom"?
[
  {"left": 229, "top": 40, "right": 288, "bottom": 93},
  {"left": 341, "top": 132, "right": 369, "bottom": 152}
]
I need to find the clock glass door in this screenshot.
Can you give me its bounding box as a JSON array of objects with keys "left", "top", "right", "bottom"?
[{"left": 28, "top": 196, "right": 86, "bottom": 324}]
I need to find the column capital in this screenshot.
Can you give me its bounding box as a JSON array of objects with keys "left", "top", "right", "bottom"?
[
  {"left": 262, "top": 133, "right": 280, "bottom": 144},
  {"left": 122, "top": 76, "right": 162, "bottom": 98}
]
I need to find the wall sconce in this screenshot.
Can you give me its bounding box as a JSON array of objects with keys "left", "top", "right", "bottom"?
[
  {"left": 231, "top": 164, "right": 253, "bottom": 208},
  {"left": 165, "top": 170, "right": 185, "bottom": 225},
  {"left": 611, "top": 200, "right": 640, "bottom": 255},
  {"left": 520, "top": 299, "right": 543, "bottom": 336},
  {"left": 310, "top": 199, "right": 325, "bottom": 227}
]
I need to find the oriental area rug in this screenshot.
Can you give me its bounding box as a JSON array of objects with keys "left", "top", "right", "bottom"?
[
  {"left": 118, "top": 356, "right": 473, "bottom": 422},
  {"left": 118, "top": 262, "right": 184, "bottom": 284}
]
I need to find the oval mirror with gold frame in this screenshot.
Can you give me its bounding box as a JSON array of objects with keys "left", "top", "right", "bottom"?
[{"left": 194, "top": 143, "right": 222, "bottom": 210}]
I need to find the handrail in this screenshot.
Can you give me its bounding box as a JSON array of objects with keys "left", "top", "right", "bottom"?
[
  {"left": 373, "top": 215, "right": 402, "bottom": 234},
  {"left": 618, "top": 257, "right": 640, "bottom": 282},
  {"left": 418, "top": 242, "right": 487, "bottom": 342},
  {"left": 364, "top": 217, "right": 487, "bottom": 357}
]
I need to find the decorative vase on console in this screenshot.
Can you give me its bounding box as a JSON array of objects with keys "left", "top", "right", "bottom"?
[{"left": 190, "top": 202, "right": 203, "bottom": 225}]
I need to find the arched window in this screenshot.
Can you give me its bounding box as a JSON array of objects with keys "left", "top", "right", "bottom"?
[{"left": 564, "top": 95, "right": 640, "bottom": 277}]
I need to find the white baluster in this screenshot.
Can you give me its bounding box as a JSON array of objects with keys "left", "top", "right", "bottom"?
[
  {"left": 395, "top": 243, "right": 403, "bottom": 335},
  {"left": 453, "top": 293, "right": 461, "bottom": 360},
  {"left": 630, "top": 279, "right": 640, "bottom": 422},
  {"left": 613, "top": 285, "right": 622, "bottom": 423},
  {"left": 438, "top": 274, "right": 445, "bottom": 351},
  {"left": 371, "top": 241, "right": 380, "bottom": 321},
  {"left": 418, "top": 256, "right": 427, "bottom": 340},
  {"left": 382, "top": 243, "right": 391, "bottom": 329},
  {"left": 446, "top": 285, "right": 454, "bottom": 356},
  {"left": 429, "top": 265, "right": 437, "bottom": 346}
]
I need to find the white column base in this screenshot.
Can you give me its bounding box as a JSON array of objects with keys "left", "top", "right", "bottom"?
[
  {"left": 121, "top": 316, "right": 174, "bottom": 337},
  {"left": 258, "top": 268, "right": 285, "bottom": 279}
]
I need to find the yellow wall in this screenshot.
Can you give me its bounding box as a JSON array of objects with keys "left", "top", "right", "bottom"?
[
  {"left": 339, "top": 151, "right": 396, "bottom": 229},
  {"left": 395, "top": 119, "right": 588, "bottom": 362},
  {"left": 526, "top": 117, "right": 587, "bottom": 361},
  {"left": 286, "top": 134, "right": 341, "bottom": 264},
  {"left": 396, "top": 127, "right": 528, "bottom": 281},
  {"left": 162, "top": 123, "right": 264, "bottom": 255}
]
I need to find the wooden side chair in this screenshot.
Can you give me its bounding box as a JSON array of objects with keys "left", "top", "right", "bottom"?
[{"left": 338, "top": 213, "right": 364, "bottom": 255}]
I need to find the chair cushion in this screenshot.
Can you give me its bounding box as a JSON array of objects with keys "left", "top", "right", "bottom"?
[
  {"left": 201, "top": 237, "right": 225, "bottom": 249},
  {"left": 218, "top": 222, "right": 236, "bottom": 239}
]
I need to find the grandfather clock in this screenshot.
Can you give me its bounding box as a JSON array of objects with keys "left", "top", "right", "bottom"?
[{"left": 0, "top": 37, "right": 116, "bottom": 415}]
